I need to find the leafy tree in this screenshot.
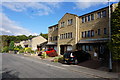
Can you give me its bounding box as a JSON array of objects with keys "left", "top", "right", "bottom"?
[
  {"left": 109, "top": 2, "right": 120, "bottom": 60},
  {"left": 111, "top": 2, "right": 120, "bottom": 34},
  {"left": 9, "top": 41, "right": 15, "bottom": 51},
  {"left": 40, "top": 33, "right": 48, "bottom": 40}
]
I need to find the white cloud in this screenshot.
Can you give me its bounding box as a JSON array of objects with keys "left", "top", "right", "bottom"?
[
  {"left": 2, "top": 2, "right": 61, "bottom": 16},
  {"left": 74, "top": 2, "right": 106, "bottom": 10},
  {"left": 74, "top": 0, "right": 119, "bottom": 9},
  {"left": 0, "top": 13, "right": 38, "bottom": 36}
]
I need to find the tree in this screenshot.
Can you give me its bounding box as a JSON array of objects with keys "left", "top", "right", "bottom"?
[
  {"left": 109, "top": 2, "right": 120, "bottom": 60},
  {"left": 40, "top": 33, "right": 48, "bottom": 40},
  {"left": 9, "top": 41, "right": 15, "bottom": 51}
]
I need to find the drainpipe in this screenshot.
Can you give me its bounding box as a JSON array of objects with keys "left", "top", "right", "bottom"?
[{"left": 108, "top": 0, "right": 112, "bottom": 72}]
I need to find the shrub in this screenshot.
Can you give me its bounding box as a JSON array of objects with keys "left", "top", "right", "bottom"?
[
  {"left": 2, "top": 46, "right": 9, "bottom": 53},
  {"left": 19, "top": 48, "right": 25, "bottom": 53},
  {"left": 24, "top": 47, "right": 34, "bottom": 53}
]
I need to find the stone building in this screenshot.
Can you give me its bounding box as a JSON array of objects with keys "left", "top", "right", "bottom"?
[{"left": 48, "top": 3, "right": 118, "bottom": 60}]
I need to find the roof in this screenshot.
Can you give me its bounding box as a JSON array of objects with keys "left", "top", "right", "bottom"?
[
  {"left": 66, "top": 13, "right": 78, "bottom": 17},
  {"left": 79, "top": 3, "right": 117, "bottom": 17},
  {"left": 48, "top": 24, "right": 58, "bottom": 28}
]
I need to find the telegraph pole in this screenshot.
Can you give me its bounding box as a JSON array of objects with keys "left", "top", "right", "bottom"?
[{"left": 108, "top": 0, "right": 112, "bottom": 72}]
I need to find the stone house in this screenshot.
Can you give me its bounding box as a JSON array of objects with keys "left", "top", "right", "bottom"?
[{"left": 48, "top": 3, "right": 118, "bottom": 60}]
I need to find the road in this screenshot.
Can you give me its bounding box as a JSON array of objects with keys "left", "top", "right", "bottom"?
[{"left": 1, "top": 53, "right": 118, "bottom": 79}]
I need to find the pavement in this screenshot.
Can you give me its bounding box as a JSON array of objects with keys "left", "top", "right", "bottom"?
[{"left": 2, "top": 53, "right": 120, "bottom": 79}]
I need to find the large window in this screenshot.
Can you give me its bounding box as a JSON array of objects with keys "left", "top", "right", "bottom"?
[
  {"left": 91, "top": 14, "right": 94, "bottom": 20},
  {"left": 102, "top": 10, "right": 106, "bottom": 17},
  {"left": 97, "top": 12, "right": 101, "bottom": 18},
  {"left": 91, "top": 30, "right": 94, "bottom": 37},
  {"left": 68, "top": 19, "right": 73, "bottom": 25}
]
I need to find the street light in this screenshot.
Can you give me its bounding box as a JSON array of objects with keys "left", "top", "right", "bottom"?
[{"left": 108, "top": 0, "right": 112, "bottom": 72}]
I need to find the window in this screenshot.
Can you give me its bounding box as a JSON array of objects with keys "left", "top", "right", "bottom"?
[
  {"left": 62, "top": 34, "right": 63, "bottom": 39},
  {"left": 88, "top": 31, "right": 90, "bottom": 37},
  {"left": 61, "top": 22, "right": 65, "bottom": 27},
  {"left": 68, "top": 19, "right": 73, "bottom": 25},
  {"left": 54, "top": 26, "right": 58, "bottom": 31},
  {"left": 66, "top": 33, "right": 68, "bottom": 39},
  {"left": 63, "top": 34, "right": 65, "bottom": 39},
  {"left": 82, "top": 32, "right": 85, "bottom": 38},
  {"left": 82, "top": 17, "right": 85, "bottom": 23},
  {"left": 50, "top": 37, "right": 52, "bottom": 41},
  {"left": 98, "top": 29, "right": 100, "bottom": 35},
  {"left": 70, "top": 32, "right": 72, "bottom": 38},
  {"left": 104, "top": 28, "right": 107, "bottom": 34},
  {"left": 85, "top": 16, "right": 87, "bottom": 22},
  {"left": 91, "top": 30, "right": 94, "bottom": 37},
  {"left": 88, "top": 15, "right": 90, "bottom": 21},
  {"left": 60, "top": 34, "right": 61, "bottom": 39},
  {"left": 86, "top": 45, "right": 89, "bottom": 51},
  {"left": 98, "top": 12, "right": 101, "bottom": 18},
  {"left": 82, "top": 32, "right": 84, "bottom": 38},
  {"left": 82, "top": 45, "right": 85, "bottom": 51},
  {"left": 89, "top": 45, "right": 93, "bottom": 51},
  {"left": 102, "top": 10, "right": 106, "bottom": 17},
  {"left": 91, "top": 14, "right": 94, "bottom": 20},
  {"left": 85, "top": 31, "right": 87, "bottom": 38}
]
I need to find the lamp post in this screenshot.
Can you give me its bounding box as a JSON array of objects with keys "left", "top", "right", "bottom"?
[{"left": 108, "top": 0, "right": 112, "bottom": 72}]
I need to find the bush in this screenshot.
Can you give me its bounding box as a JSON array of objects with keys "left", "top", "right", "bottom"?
[
  {"left": 41, "top": 52, "right": 48, "bottom": 59},
  {"left": 2, "top": 46, "right": 9, "bottom": 53},
  {"left": 52, "top": 56, "right": 64, "bottom": 63},
  {"left": 19, "top": 48, "right": 25, "bottom": 53},
  {"left": 24, "top": 47, "right": 34, "bottom": 53}
]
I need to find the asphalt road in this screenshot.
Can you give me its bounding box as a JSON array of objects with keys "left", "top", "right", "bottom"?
[{"left": 1, "top": 53, "right": 117, "bottom": 79}]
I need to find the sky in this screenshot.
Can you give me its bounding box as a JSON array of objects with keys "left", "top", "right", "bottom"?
[{"left": 0, "top": 0, "right": 119, "bottom": 36}]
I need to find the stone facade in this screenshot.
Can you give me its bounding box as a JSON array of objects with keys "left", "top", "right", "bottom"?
[{"left": 48, "top": 3, "right": 118, "bottom": 56}]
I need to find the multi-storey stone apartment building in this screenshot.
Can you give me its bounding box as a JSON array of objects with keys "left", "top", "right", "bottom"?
[
  {"left": 47, "top": 24, "right": 58, "bottom": 51},
  {"left": 48, "top": 3, "right": 118, "bottom": 60}
]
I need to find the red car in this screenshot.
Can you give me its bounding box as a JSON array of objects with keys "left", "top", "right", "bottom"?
[{"left": 46, "top": 48, "right": 58, "bottom": 57}]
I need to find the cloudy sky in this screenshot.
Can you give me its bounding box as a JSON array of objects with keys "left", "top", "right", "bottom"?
[{"left": 1, "top": 0, "right": 119, "bottom": 36}]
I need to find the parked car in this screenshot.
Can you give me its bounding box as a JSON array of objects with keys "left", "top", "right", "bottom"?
[
  {"left": 46, "top": 48, "right": 58, "bottom": 57},
  {"left": 38, "top": 48, "right": 58, "bottom": 57},
  {"left": 63, "top": 51, "right": 78, "bottom": 64},
  {"left": 63, "top": 50, "right": 91, "bottom": 64}
]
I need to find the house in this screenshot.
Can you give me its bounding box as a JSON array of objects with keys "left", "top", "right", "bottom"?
[
  {"left": 15, "top": 36, "right": 47, "bottom": 51},
  {"left": 48, "top": 3, "right": 118, "bottom": 61},
  {"left": 47, "top": 24, "right": 58, "bottom": 51}
]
